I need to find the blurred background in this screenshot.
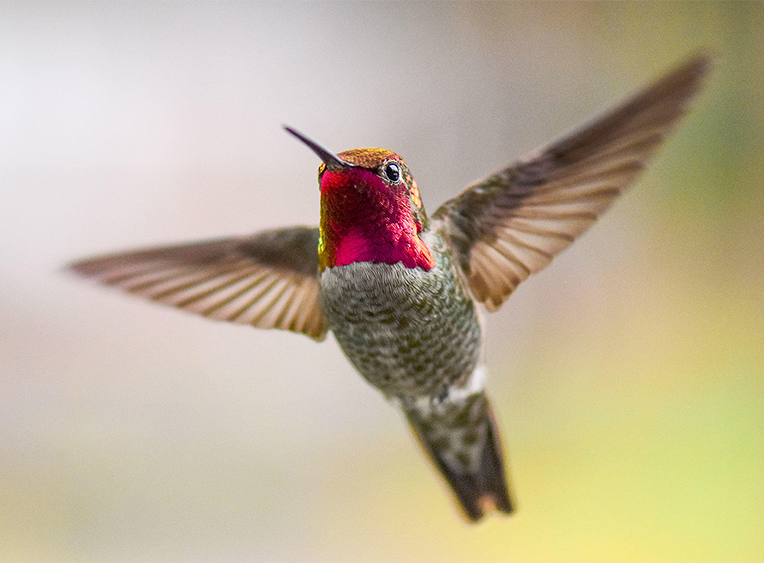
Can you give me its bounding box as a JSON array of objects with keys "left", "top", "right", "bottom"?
[{"left": 1, "top": 2, "right": 762, "bottom": 561}]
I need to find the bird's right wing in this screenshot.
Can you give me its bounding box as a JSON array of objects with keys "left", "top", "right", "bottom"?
[{"left": 68, "top": 226, "right": 329, "bottom": 341}]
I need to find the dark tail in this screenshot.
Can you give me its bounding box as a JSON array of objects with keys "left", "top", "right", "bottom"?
[{"left": 404, "top": 391, "right": 513, "bottom": 521}]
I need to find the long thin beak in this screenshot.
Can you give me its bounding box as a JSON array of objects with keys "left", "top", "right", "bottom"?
[{"left": 284, "top": 126, "right": 354, "bottom": 171}]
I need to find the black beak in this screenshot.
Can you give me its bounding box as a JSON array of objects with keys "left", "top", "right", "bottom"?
[{"left": 284, "top": 126, "right": 354, "bottom": 171}]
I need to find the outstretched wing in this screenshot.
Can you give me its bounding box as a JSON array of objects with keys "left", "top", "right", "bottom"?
[
  {"left": 68, "top": 226, "right": 329, "bottom": 340},
  {"left": 433, "top": 53, "right": 712, "bottom": 311}
]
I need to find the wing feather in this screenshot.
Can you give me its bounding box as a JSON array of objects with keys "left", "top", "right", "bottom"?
[
  {"left": 433, "top": 53, "right": 712, "bottom": 311},
  {"left": 68, "top": 226, "right": 329, "bottom": 340}
]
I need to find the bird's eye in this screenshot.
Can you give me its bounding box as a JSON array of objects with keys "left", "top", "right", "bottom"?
[{"left": 382, "top": 162, "right": 401, "bottom": 183}]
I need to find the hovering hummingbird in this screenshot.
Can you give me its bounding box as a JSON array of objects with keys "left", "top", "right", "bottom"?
[{"left": 69, "top": 54, "right": 711, "bottom": 521}]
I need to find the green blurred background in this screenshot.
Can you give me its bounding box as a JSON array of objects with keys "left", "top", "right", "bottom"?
[{"left": 1, "top": 2, "right": 762, "bottom": 561}]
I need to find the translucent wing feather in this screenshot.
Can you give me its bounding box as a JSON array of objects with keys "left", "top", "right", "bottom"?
[
  {"left": 68, "top": 226, "right": 329, "bottom": 340},
  {"left": 433, "top": 53, "right": 712, "bottom": 311}
]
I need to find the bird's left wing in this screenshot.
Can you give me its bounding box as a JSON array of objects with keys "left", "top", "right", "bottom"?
[
  {"left": 68, "top": 226, "right": 329, "bottom": 340},
  {"left": 432, "top": 53, "right": 712, "bottom": 312}
]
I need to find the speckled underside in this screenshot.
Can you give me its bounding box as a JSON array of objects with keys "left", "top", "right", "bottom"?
[{"left": 319, "top": 237, "right": 481, "bottom": 401}]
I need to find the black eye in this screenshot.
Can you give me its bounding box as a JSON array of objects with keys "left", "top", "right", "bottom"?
[{"left": 383, "top": 162, "right": 401, "bottom": 183}]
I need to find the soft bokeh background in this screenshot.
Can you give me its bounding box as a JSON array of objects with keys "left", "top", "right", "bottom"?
[{"left": 2, "top": 2, "right": 762, "bottom": 561}]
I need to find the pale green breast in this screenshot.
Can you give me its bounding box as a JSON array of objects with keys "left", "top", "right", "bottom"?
[{"left": 318, "top": 239, "right": 482, "bottom": 400}]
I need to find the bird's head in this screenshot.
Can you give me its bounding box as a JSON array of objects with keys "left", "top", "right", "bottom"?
[{"left": 285, "top": 127, "right": 433, "bottom": 271}]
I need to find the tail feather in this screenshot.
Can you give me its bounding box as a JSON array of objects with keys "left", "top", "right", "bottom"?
[{"left": 405, "top": 391, "right": 513, "bottom": 521}]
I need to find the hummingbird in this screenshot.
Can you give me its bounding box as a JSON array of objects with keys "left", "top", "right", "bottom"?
[{"left": 68, "top": 53, "right": 711, "bottom": 521}]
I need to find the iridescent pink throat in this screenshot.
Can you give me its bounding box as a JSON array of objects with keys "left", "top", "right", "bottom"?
[{"left": 318, "top": 168, "right": 434, "bottom": 271}]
